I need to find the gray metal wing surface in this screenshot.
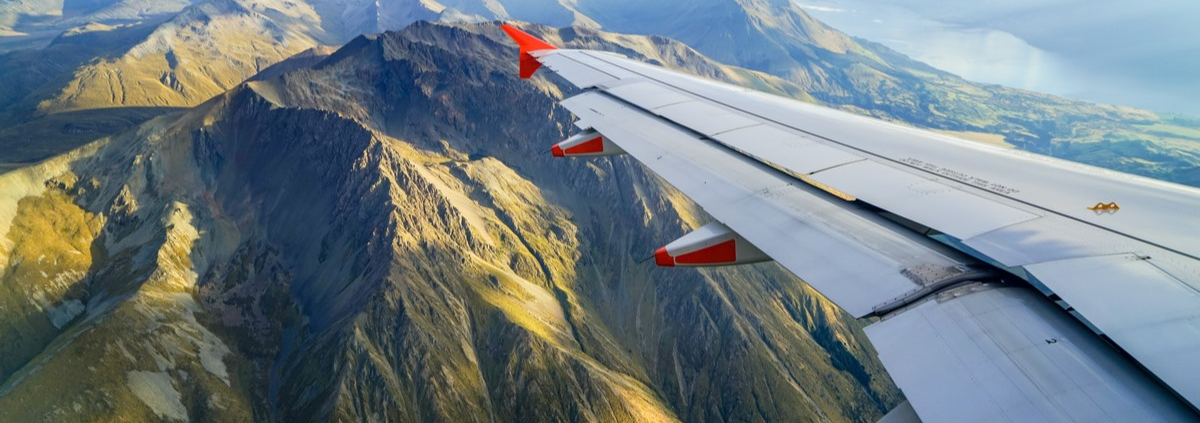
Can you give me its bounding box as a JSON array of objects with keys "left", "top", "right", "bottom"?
[{"left": 501, "top": 24, "right": 1200, "bottom": 422}]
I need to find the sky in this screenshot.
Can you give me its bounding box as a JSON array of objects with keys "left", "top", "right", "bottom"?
[{"left": 795, "top": 0, "right": 1200, "bottom": 116}]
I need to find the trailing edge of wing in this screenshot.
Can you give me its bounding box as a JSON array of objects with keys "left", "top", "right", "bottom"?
[{"left": 866, "top": 285, "right": 1195, "bottom": 422}]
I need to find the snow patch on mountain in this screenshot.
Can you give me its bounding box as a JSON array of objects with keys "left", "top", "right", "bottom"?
[{"left": 127, "top": 370, "right": 188, "bottom": 421}]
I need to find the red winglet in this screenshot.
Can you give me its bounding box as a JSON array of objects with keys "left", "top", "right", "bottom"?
[{"left": 500, "top": 24, "right": 557, "bottom": 79}]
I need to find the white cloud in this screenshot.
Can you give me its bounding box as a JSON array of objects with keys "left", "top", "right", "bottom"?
[
  {"left": 798, "top": 0, "right": 1200, "bottom": 114},
  {"left": 796, "top": 4, "right": 847, "bottom": 13}
]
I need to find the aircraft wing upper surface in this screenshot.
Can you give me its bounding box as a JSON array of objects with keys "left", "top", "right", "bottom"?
[{"left": 500, "top": 24, "right": 1200, "bottom": 422}]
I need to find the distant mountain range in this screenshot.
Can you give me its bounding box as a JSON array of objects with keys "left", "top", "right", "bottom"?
[
  {"left": 2, "top": 0, "right": 1196, "bottom": 182},
  {"left": 0, "top": 0, "right": 1198, "bottom": 422}
]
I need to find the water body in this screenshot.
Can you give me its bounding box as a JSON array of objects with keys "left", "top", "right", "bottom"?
[{"left": 797, "top": 0, "right": 1200, "bottom": 116}]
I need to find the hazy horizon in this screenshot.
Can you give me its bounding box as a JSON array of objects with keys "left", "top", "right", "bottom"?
[{"left": 797, "top": 0, "right": 1200, "bottom": 117}]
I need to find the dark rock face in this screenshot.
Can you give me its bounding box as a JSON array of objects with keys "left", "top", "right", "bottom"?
[{"left": 0, "top": 22, "right": 896, "bottom": 422}]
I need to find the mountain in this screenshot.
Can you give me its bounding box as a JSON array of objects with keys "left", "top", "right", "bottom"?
[
  {"left": 3, "top": 0, "right": 1198, "bottom": 184},
  {"left": 0, "top": 22, "right": 897, "bottom": 422},
  {"left": 0, "top": 0, "right": 490, "bottom": 166},
  {"left": 0, "top": 0, "right": 341, "bottom": 166},
  {"left": 0, "top": 0, "right": 200, "bottom": 51}
]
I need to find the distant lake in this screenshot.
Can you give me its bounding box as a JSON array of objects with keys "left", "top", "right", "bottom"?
[{"left": 797, "top": 0, "right": 1200, "bottom": 117}]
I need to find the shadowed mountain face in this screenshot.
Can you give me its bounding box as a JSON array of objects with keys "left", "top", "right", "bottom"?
[{"left": 0, "top": 22, "right": 897, "bottom": 422}]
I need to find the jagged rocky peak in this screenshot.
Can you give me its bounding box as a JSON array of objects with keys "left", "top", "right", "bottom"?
[{"left": 0, "top": 21, "right": 897, "bottom": 422}]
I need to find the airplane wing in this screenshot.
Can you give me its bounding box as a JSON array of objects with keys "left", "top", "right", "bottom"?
[{"left": 500, "top": 24, "right": 1200, "bottom": 422}]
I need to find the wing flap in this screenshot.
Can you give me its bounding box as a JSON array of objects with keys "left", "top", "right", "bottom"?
[
  {"left": 650, "top": 101, "right": 762, "bottom": 135},
  {"left": 962, "top": 217, "right": 1135, "bottom": 267},
  {"left": 542, "top": 50, "right": 639, "bottom": 79},
  {"left": 605, "top": 81, "right": 694, "bottom": 109},
  {"left": 1026, "top": 254, "right": 1200, "bottom": 406},
  {"left": 866, "top": 286, "right": 1195, "bottom": 423},
  {"left": 712, "top": 124, "right": 865, "bottom": 176}
]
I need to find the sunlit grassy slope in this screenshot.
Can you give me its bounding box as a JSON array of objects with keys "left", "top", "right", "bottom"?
[{"left": 0, "top": 0, "right": 330, "bottom": 166}]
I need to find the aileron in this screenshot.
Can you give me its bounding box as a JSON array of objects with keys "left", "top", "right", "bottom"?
[
  {"left": 652, "top": 101, "right": 761, "bottom": 136},
  {"left": 538, "top": 54, "right": 617, "bottom": 88},
  {"left": 605, "top": 80, "right": 693, "bottom": 109},
  {"left": 711, "top": 125, "right": 864, "bottom": 176}
]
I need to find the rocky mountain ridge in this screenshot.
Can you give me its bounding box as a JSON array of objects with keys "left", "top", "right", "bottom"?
[{"left": 0, "top": 22, "right": 895, "bottom": 422}]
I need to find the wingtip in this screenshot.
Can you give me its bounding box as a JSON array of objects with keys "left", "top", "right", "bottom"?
[
  {"left": 500, "top": 23, "right": 557, "bottom": 52},
  {"left": 500, "top": 23, "right": 556, "bottom": 79}
]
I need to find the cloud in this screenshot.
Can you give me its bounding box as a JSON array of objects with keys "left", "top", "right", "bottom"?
[
  {"left": 796, "top": 4, "right": 847, "bottom": 13},
  {"left": 799, "top": 0, "right": 1200, "bottom": 115}
]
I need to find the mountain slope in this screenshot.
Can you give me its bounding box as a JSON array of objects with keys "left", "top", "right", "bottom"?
[
  {"left": 0, "top": 0, "right": 336, "bottom": 165},
  {"left": 0, "top": 22, "right": 895, "bottom": 422},
  {"left": 0, "top": 0, "right": 199, "bottom": 51}
]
